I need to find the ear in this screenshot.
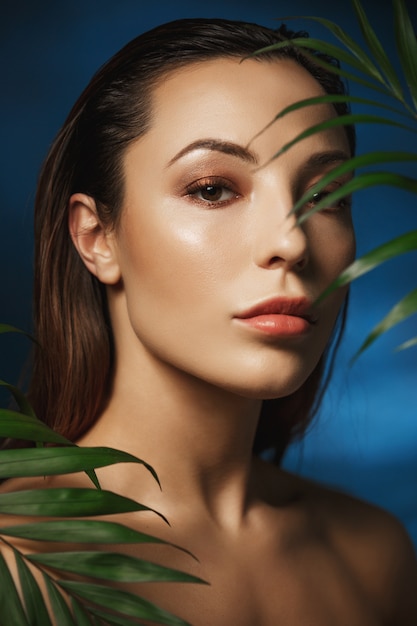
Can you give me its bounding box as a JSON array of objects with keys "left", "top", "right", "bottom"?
[{"left": 68, "top": 193, "right": 121, "bottom": 285}]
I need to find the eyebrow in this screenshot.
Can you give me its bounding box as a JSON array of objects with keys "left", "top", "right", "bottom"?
[
  {"left": 167, "top": 139, "right": 259, "bottom": 167},
  {"left": 167, "top": 140, "right": 350, "bottom": 174},
  {"left": 301, "top": 149, "right": 351, "bottom": 171}
]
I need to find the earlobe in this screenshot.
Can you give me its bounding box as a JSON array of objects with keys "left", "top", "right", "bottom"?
[{"left": 68, "top": 193, "right": 121, "bottom": 285}]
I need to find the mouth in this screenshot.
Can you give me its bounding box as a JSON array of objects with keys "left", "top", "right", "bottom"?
[{"left": 234, "top": 296, "right": 317, "bottom": 337}]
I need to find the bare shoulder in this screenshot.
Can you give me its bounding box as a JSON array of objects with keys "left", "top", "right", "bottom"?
[{"left": 284, "top": 468, "right": 417, "bottom": 625}]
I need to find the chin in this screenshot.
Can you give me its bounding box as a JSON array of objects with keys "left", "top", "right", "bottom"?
[{"left": 221, "top": 368, "right": 314, "bottom": 402}]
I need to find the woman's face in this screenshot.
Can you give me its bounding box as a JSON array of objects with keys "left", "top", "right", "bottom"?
[{"left": 110, "top": 57, "right": 355, "bottom": 399}]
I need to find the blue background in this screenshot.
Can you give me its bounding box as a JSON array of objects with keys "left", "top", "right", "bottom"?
[{"left": 1, "top": 1, "right": 416, "bottom": 545}]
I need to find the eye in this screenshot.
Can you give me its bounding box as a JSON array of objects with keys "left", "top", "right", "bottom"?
[
  {"left": 305, "top": 188, "right": 352, "bottom": 213},
  {"left": 185, "top": 177, "right": 239, "bottom": 206}
]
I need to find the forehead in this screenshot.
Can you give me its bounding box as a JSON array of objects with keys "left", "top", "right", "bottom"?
[
  {"left": 124, "top": 57, "right": 348, "bottom": 173},
  {"left": 150, "top": 57, "right": 327, "bottom": 134}
]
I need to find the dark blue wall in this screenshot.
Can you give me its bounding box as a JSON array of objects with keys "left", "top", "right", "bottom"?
[{"left": 1, "top": 0, "right": 416, "bottom": 545}]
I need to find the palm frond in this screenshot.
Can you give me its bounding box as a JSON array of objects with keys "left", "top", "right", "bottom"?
[
  {"left": 0, "top": 414, "right": 203, "bottom": 625},
  {"left": 253, "top": 0, "right": 417, "bottom": 351},
  {"left": 393, "top": 0, "right": 417, "bottom": 108},
  {"left": 351, "top": 0, "right": 404, "bottom": 97},
  {"left": 354, "top": 287, "right": 417, "bottom": 359}
]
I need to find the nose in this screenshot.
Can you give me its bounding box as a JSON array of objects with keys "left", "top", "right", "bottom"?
[{"left": 253, "top": 196, "right": 309, "bottom": 272}]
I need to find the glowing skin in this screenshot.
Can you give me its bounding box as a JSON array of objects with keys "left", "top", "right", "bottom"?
[
  {"left": 5, "top": 56, "right": 416, "bottom": 626},
  {"left": 109, "top": 58, "right": 355, "bottom": 400}
]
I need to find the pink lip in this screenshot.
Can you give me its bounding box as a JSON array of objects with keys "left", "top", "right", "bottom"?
[{"left": 234, "top": 297, "right": 317, "bottom": 337}]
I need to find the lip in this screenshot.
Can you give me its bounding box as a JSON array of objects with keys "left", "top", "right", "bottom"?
[{"left": 233, "top": 296, "right": 317, "bottom": 337}]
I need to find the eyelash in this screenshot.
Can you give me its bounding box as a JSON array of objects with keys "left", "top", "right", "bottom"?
[
  {"left": 185, "top": 177, "right": 239, "bottom": 206},
  {"left": 183, "top": 176, "right": 351, "bottom": 213},
  {"left": 304, "top": 186, "right": 352, "bottom": 213}
]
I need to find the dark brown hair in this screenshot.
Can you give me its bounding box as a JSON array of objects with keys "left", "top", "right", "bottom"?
[{"left": 27, "top": 18, "right": 354, "bottom": 461}]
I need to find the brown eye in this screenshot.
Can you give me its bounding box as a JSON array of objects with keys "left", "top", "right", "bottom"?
[
  {"left": 186, "top": 178, "right": 238, "bottom": 206},
  {"left": 306, "top": 190, "right": 351, "bottom": 213},
  {"left": 200, "top": 185, "right": 224, "bottom": 201},
  {"left": 307, "top": 191, "right": 331, "bottom": 208}
]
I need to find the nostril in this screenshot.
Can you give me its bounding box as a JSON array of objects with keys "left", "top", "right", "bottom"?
[{"left": 294, "top": 256, "right": 307, "bottom": 271}]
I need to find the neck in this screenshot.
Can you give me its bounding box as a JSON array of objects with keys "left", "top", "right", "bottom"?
[{"left": 79, "top": 350, "right": 263, "bottom": 529}]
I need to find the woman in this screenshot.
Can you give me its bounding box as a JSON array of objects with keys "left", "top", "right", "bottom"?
[{"left": 2, "top": 17, "right": 417, "bottom": 625}]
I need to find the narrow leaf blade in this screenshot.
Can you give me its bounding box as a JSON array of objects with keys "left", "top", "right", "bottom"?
[
  {"left": 298, "top": 172, "right": 417, "bottom": 224},
  {"left": 70, "top": 598, "right": 96, "bottom": 626},
  {"left": 393, "top": 0, "right": 417, "bottom": 108},
  {"left": 0, "top": 409, "right": 70, "bottom": 444},
  {"left": 0, "top": 551, "right": 29, "bottom": 625},
  {"left": 0, "top": 381, "right": 37, "bottom": 419},
  {"left": 395, "top": 336, "right": 417, "bottom": 351},
  {"left": 43, "top": 574, "right": 76, "bottom": 626},
  {"left": 280, "top": 14, "right": 385, "bottom": 82},
  {"left": 291, "top": 152, "right": 417, "bottom": 216},
  {"left": 355, "top": 288, "right": 417, "bottom": 356},
  {"left": 0, "top": 488, "right": 167, "bottom": 522},
  {"left": 0, "top": 519, "right": 196, "bottom": 558},
  {"left": 352, "top": 0, "right": 404, "bottom": 98},
  {"left": 86, "top": 606, "right": 141, "bottom": 626},
  {"left": 265, "top": 94, "right": 410, "bottom": 126},
  {"left": 269, "top": 113, "right": 416, "bottom": 163},
  {"left": 0, "top": 519, "right": 166, "bottom": 544},
  {"left": 319, "top": 231, "right": 417, "bottom": 294},
  {"left": 14, "top": 551, "right": 53, "bottom": 626},
  {"left": 0, "top": 446, "right": 159, "bottom": 485},
  {"left": 0, "top": 324, "right": 33, "bottom": 341},
  {"left": 29, "top": 551, "right": 206, "bottom": 584},
  {"left": 251, "top": 38, "right": 393, "bottom": 97},
  {"left": 253, "top": 36, "right": 380, "bottom": 82},
  {"left": 59, "top": 581, "right": 191, "bottom": 626},
  {"left": 1, "top": 519, "right": 165, "bottom": 545}
]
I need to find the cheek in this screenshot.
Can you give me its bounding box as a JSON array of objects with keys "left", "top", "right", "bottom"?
[
  {"left": 305, "top": 216, "right": 355, "bottom": 337},
  {"left": 116, "top": 203, "right": 235, "bottom": 319},
  {"left": 307, "top": 215, "right": 356, "bottom": 285}
]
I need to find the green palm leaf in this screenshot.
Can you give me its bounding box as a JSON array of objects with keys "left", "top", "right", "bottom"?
[
  {"left": 318, "top": 229, "right": 417, "bottom": 351},
  {"left": 396, "top": 336, "right": 417, "bottom": 351},
  {"left": 0, "top": 410, "right": 102, "bottom": 488},
  {"left": 0, "top": 551, "right": 29, "bottom": 625},
  {"left": 254, "top": 0, "right": 417, "bottom": 352},
  {"left": 252, "top": 35, "right": 386, "bottom": 87},
  {"left": 268, "top": 113, "right": 416, "bottom": 163},
  {"left": 0, "top": 446, "right": 159, "bottom": 485},
  {"left": 282, "top": 12, "right": 391, "bottom": 82},
  {"left": 70, "top": 599, "right": 94, "bottom": 626},
  {"left": 0, "top": 409, "right": 72, "bottom": 444},
  {"left": 355, "top": 287, "right": 417, "bottom": 358},
  {"left": 29, "top": 551, "right": 205, "bottom": 584},
  {"left": 0, "top": 324, "right": 33, "bottom": 341},
  {"left": 0, "top": 381, "right": 37, "bottom": 419},
  {"left": 393, "top": 0, "right": 417, "bottom": 108},
  {"left": 297, "top": 171, "right": 417, "bottom": 223},
  {"left": 256, "top": 94, "right": 411, "bottom": 135},
  {"left": 290, "top": 151, "right": 417, "bottom": 217},
  {"left": 0, "top": 488, "right": 167, "bottom": 522},
  {"left": 0, "top": 519, "right": 195, "bottom": 557},
  {"left": 43, "top": 574, "right": 77, "bottom": 626},
  {"left": 85, "top": 608, "right": 137, "bottom": 626},
  {"left": 252, "top": 38, "right": 394, "bottom": 98},
  {"left": 14, "top": 551, "right": 53, "bottom": 626},
  {"left": 319, "top": 231, "right": 417, "bottom": 294},
  {"left": 85, "top": 608, "right": 139, "bottom": 626},
  {"left": 59, "top": 580, "right": 191, "bottom": 626},
  {"left": 351, "top": 0, "right": 404, "bottom": 98}
]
